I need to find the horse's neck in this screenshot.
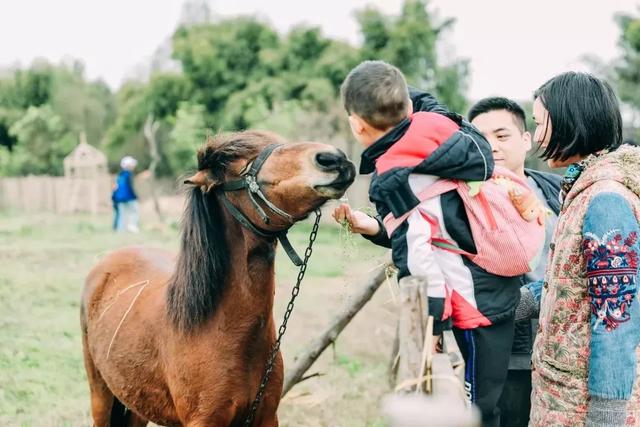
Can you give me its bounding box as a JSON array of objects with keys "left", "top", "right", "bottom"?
[
  {"left": 224, "top": 216, "right": 278, "bottom": 315},
  {"left": 167, "top": 191, "right": 280, "bottom": 334}
]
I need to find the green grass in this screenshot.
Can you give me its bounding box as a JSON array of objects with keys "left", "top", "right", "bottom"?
[{"left": 0, "top": 211, "right": 392, "bottom": 426}]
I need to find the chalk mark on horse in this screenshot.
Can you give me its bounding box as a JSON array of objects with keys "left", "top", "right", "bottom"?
[
  {"left": 98, "top": 279, "right": 150, "bottom": 322},
  {"left": 103, "top": 279, "right": 150, "bottom": 359}
]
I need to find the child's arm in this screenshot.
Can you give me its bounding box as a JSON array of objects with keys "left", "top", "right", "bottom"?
[
  {"left": 408, "top": 87, "right": 450, "bottom": 115},
  {"left": 362, "top": 215, "right": 392, "bottom": 248}
]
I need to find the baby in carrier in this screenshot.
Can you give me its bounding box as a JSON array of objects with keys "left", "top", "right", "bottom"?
[{"left": 379, "top": 113, "right": 547, "bottom": 278}]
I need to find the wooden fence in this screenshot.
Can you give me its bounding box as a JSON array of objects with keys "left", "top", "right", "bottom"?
[
  {"left": 0, "top": 175, "right": 112, "bottom": 214},
  {"left": 0, "top": 174, "right": 373, "bottom": 216}
]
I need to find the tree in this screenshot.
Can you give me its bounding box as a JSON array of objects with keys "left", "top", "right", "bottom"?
[
  {"left": 0, "top": 62, "right": 56, "bottom": 151},
  {"left": 0, "top": 60, "right": 116, "bottom": 172},
  {"left": 614, "top": 11, "right": 640, "bottom": 140},
  {"left": 356, "top": 0, "right": 469, "bottom": 112},
  {"left": 104, "top": 1, "right": 470, "bottom": 179},
  {"left": 104, "top": 73, "right": 192, "bottom": 174},
  {"left": 4, "top": 105, "right": 75, "bottom": 175},
  {"left": 167, "top": 102, "right": 207, "bottom": 175},
  {"left": 144, "top": 73, "right": 193, "bottom": 120},
  {"left": 0, "top": 107, "right": 20, "bottom": 150},
  {"left": 102, "top": 82, "right": 151, "bottom": 172},
  {"left": 10, "top": 63, "right": 54, "bottom": 109},
  {"left": 48, "top": 65, "right": 116, "bottom": 146},
  {"left": 172, "top": 19, "right": 279, "bottom": 116}
]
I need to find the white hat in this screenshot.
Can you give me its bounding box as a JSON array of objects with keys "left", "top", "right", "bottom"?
[{"left": 120, "top": 156, "right": 138, "bottom": 170}]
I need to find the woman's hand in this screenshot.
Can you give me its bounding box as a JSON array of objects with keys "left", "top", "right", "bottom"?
[{"left": 332, "top": 203, "right": 380, "bottom": 236}]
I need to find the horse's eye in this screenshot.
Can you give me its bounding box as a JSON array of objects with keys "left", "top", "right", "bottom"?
[{"left": 239, "top": 161, "right": 253, "bottom": 176}]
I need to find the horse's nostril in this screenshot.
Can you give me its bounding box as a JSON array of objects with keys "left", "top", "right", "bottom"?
[{"left": 315, "top": 152, "right": 341, "bottom": 170}]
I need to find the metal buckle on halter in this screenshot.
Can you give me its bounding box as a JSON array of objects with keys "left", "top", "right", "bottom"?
[
  {"left": 245, "top": 175, "right": 260, "bottom": 193},
  {"left": 219, "top": 144, "right": 303, "bottom": 265}
]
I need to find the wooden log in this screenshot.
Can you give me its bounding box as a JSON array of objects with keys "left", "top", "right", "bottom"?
[{"left": 282, "top": 258, "right": 392, "bottom": 396}]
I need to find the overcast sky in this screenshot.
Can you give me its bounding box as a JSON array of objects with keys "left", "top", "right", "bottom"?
[{"left": 1, "top": 0, "right": 638, "bottom": 101}]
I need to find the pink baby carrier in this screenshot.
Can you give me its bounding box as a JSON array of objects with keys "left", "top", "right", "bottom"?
[{"left": 383, "top": 166, "right": 545, "bottom": 277}]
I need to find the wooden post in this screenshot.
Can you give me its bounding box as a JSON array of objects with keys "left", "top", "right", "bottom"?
[
  {"left": 282, "top": 258, "right": 392, "bottom": 396},
  {"left": 388, "top": 276, "right": 472, "bottom": 424},
  {"left": 442, "top": 330, "right": 465, "bottom": 384},
  {"left": 395, "top": 275, "right": 429, "bottom": 393},
  {"left": 431, "top": 353, "right": 464, "bottom": 401}
]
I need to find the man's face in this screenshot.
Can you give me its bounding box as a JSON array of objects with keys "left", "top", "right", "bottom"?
[{"left": 471, "top": 109, "right": 531, "bottom": 174}]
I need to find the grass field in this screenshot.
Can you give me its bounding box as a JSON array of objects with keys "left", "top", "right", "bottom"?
[{"left": 0, "top": 208, "right": 397, "bottom": 427}]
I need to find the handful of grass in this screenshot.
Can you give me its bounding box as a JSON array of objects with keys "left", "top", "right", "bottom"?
[
  {"left": 338, "top": 196, "right": 378, "bottom": 252},
  {"left": 339, "top": 219, "right": 356, "bottom": 250},
  {"left": 338, "top": 196, "right": 356, "bottom": 251}
]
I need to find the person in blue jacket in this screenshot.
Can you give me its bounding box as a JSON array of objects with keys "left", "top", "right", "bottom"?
[{"left": 112, "top": 156, "right": 139, "bottom": 233}]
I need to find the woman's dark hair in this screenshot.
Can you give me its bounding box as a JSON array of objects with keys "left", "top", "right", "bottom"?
[{"left": 534, "top": 71, "right": 623, "bottom": 161}]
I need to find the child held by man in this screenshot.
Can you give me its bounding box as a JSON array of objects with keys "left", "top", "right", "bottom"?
[{"left": 333, "top": 60, "right": 544, "bottom": 427}]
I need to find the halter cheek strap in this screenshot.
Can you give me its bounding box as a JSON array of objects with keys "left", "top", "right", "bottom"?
[
  {"left": 221, "top": 144, "right": 294, "bottom": 225},
  {"left": 218, "top": 144, "right": 304, "bottom": 266}
]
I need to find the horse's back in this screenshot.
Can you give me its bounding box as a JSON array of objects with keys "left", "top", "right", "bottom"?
[
  {"left": 83, "top": 246, "right": 173, "bottom": 300},
  {"left": 82, "top": 246, "right": 176, "bottom": 328}
]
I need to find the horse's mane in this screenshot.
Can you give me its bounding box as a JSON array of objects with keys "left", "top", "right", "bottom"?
[{"left": 166, "top": 131, "right": 282, "bottom": 332}]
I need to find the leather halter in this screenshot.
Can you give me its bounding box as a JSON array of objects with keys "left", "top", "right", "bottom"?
[{"left": 219, "top": 144, "right": 306, "bottom": 266}]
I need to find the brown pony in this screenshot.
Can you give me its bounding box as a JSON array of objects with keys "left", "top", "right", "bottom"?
[{"left": 81, "top": 131, "right": 355, "bottom": 426}]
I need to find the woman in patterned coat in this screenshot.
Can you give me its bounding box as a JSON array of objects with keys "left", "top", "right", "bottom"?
[{"left": 528, "top": 72, "right": 640, "bottom": 426}]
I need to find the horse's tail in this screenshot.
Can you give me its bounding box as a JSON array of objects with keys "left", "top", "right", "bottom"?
[{"left": 110, "top": 398, "right": 131, "bottom": 426}]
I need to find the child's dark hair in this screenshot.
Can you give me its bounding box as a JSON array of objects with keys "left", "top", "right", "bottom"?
[
  {"left": 468, "top": 97, "right": 527, "bottom": 133},
  {"left": 534, "top": 71, "right": 622, "bottom": 162},
  {"left": 340, "top": 60, "right": 410, "bottom": 130}
]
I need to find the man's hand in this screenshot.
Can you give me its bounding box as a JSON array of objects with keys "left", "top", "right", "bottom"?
[{"left": 332, "top": 203, "right": 380, "bottom": 236}]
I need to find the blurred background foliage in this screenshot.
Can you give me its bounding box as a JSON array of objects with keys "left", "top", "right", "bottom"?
[{"left": 0, "top": 0, "right": 638, "bottom": 177}]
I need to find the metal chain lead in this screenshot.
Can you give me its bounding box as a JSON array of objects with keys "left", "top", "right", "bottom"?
[{"left": 243, "top": 209, "right": 322, "bottom": 427}]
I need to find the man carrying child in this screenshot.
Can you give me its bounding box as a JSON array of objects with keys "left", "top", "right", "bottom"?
[{"left": 334, "top": 60, "right": 543, "bottom": 427}]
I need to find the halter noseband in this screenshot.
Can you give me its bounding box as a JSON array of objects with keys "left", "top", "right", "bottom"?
[{"left": 219, "top": 144, "right": 307, "bottom": 266}]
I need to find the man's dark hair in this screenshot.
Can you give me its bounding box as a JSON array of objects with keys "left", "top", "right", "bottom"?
[
  {"left": 341, "top": 60, "right": 410, "bottom": 130},
  {"left": 468, "top": 97, "right": 527, "bottom": 132},
  {"left": 534, "top": 71, "right": 623, "bottom": 162}
]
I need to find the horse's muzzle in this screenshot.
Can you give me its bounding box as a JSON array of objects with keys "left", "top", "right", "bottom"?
[
  {"left": 314, "top": 150, "right": 356, "bottom": 195},
  {"left": 330, "top": 161, "right": 356, "bottom": 190}
]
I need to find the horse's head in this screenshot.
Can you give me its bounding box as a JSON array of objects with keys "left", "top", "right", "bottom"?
[
  {"left": 170, "top": 131, "right": 355, "bottom": 332},
  {"left": 185, "top": 131, "right": 356, "bottom": 230}
]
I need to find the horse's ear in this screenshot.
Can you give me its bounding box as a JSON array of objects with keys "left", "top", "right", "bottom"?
[{"left": 184, "top": 169, "right": 219, "bottom": 193}]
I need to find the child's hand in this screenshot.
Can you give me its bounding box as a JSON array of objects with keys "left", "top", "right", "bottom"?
[
  {"left": 138, "top": 170, "right": 152, "bottom": 179},
  {"left": 332, "top": 203, "right": 380, "bottom": 236}
]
